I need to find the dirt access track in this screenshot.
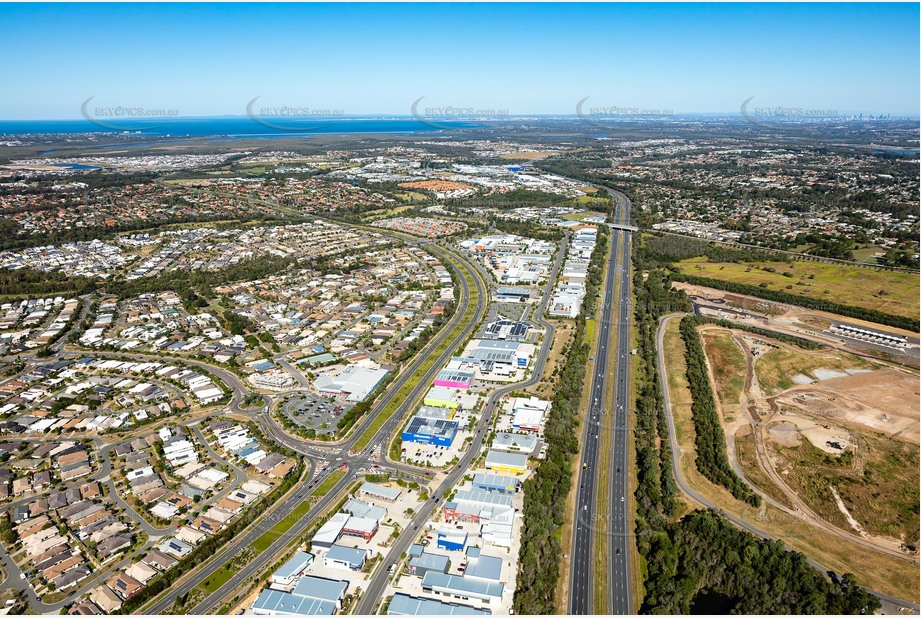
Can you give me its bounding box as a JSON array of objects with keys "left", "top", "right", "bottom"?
[
  {"left": 697, "top": 322, "right": 919, "bottom": 561},
  {"left": 674, "top": 281, "right": 920, "bottom": 369}
]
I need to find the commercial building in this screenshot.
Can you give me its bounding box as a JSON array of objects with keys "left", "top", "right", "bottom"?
[
  {"left": 436, "top": 528, "right": 467, "bottom": 552},
  {"left": 324, "top": 545, "right": 371, "bottom": 571},
  {"left": 463, "top": 547, "right": 503, "bottom": 581},
  {"left": 341, "top": 515, "right": 378, "bottom": 541},
  {"left": 494, "top": 287, "right": 530, "bottom": 303},
  {"left": 483, "top": 318, "right": 530, "bottom": 342},
  {"left": 387, "top": 592, "right": 489, "bottom": 615},
  {"left": 359, "top": 482, "right": 401, "bottom": 502},
  {"left": 471, "top": 473, "right": 520, "bottom": 495},
  {"left": 311, "top": 513, "right": 348, "bottom": 549},
  {"left": 433, "top": 368, "right": 475, "bottom": 390},
  {"left": 510, "top": 396, "right": 550, "bottom": 433},
  {"left": 251, "top": 575, "right": 349, "bottom": 616},
  {"left": 342, "top": 498, "right": 387, "bottom": 523},
  {"left": 480, "top": 521, "right": 514, "bottom": 548},
  {"left": 443, "top": 489, "right": 514, "bottom": 524},
  {"left": 402, "top": 416, "right": 459, "bottom": 447},
  {"left": 467, "top": 339, "right": 531, "bottom": 368},
  {"left": 492, "top": 432, "right": 538, "bottom": 454},
  {"left": 272, "top": 551, "right": 315, "bottom": 587},
  {"left": 406, "top": 548, "right": 451, "bottom": 577},
  {"left": 314, "top": 365, "right": 389, "bottom": 403},
  {"left": 415, "top": 405, "right": 454, "bottom": 420},
  {"left": 420, "top": 572, "right": 504, "bottom": 606},
  {"left": 423, "top": 386, "right": 462, "bottom": 410},
  {"left": 484, "top": 450, "right": 528, "bottom": 474}
]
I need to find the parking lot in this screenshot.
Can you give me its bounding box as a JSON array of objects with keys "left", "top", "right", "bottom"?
[{"left": 282, "top": 394, "right": 353, "bottom": 438}]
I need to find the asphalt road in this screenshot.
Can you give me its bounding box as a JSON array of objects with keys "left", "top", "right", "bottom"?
[
  {"left": 655, "top": 313, "right": 920, "bottom": 615},
  {"left": 569, "top": 190, "right": 633, "bottom": 615},
  {"left": 143, "top": 241, "right": 489, "bottom": 614},
  {"left": 352, "top": 229, "right": 570, "bottom": 615}
]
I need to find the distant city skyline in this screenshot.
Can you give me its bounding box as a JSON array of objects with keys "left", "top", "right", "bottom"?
[{"left": 1, "top": 2, "right": 918, "bottom": 120}]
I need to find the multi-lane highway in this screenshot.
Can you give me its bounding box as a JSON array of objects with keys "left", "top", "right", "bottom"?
[{"left": 569, "top": 190, "right": 633, "bottom": 615}]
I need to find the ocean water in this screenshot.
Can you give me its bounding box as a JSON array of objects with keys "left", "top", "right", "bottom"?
[{"left": 0, "top": 117, "right": 485, "bottom": 137}]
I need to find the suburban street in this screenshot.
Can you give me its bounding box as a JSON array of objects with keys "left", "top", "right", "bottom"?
[{"left": 143, "top": 241, "right": 489, "bottom": 614}]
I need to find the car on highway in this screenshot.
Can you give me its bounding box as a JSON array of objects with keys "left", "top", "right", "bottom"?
[{"left": 582, "top": 463, "right": 587, "bottom": 469}]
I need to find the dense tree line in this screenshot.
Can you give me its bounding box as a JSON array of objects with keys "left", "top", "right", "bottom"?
[
  {"left": 679, "top": 316, "right": 761, "bottom": 506},
  {"left": 642, "top": 510, "right": 880, "bottom": 614},
  {"left": 644, "top": 232, "right": 785, "bottom": 264},
  {"left": 0, "top": 267, "right": 97, "bottom": 298},
  {"left": 632, "top": 243, "right": 693, "bottom": 539},
  {"left": 513, "top": 228, "right": 609, "bottom": 614},
  {"left": 670, "top": 272, "right": 919, "bottom": 332}
]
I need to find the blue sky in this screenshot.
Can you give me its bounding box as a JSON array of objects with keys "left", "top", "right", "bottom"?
[{"left": 0, "top": 2, "right": 918, "bottom": 119}]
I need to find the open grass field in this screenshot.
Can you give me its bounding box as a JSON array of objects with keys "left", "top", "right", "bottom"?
[
  {"left": 361, "top": 204, "right": 415, "bottom": 220},
  {"left": 675, "top": 257, "right": 920, "bottom": 319},
  {"left": 770, "top": 430, "right": 920, "bottom": 547},
  {"left": 660, "top": 318, "right": 919, "bottom": 602},
  {"left": 700, "top": 329, "right": 746, "bottom": 405},
  {"left": 754, "top": 344, "right": 876, "bottom": 395},
  {"left": 563, "top": 209, "right": 607, "bottom": 221},
  {"left": 498, "top": 151, "right": 556, "bottom": 160}
]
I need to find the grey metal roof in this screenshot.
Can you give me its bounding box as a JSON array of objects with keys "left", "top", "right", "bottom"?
[
  {"left": 251, "top": 589, "right": 337, "bottom": 615},
  {"left": 472, "top": 473, "right": 521, "bottom": 491},
  {"left": 421, "top": 572, "right": 504, "bottom": 599},
  {"left": 454, "top": 488, "right": 513, "bottom": 508},
  {"left": 408, "top": 551, "right": 450, "bottom": 572},
  {"left": 292, "top": 574, "right": 349, "bottom": 602},
  {"left": 275, "top": 551, "right": 315, "bottom": 579},
  {"left": 464, "top": 549, "right": 503, "bottom": 581},
  {"left": 387, "top": 593, "right": 489, "bottom": 615},
  {"left": 360, "top": 482, "right": 401, "bottom": 501},
  {"left": 493, "top": 432, "right": 538, "bottom": 451},
  {"left": 485, "top": 450, "right": 528, "bottom": 468},
  {"left": 325, "top": 545, "right": 368, "bottom": 566}
]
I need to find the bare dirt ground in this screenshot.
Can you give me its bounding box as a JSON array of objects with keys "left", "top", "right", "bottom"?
[
  {"left": 773, "top": 368, "right": 920, "bottom": 444},
  {"left": 700, "top": 326, "right": 918, "bottom": 557},
  {"left": 661, "top": 318, "right": 919, "bottom": 602}
]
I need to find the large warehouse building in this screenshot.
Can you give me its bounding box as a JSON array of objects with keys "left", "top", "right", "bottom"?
[{"left": 402, "top": 416, "right": 459, "bottom": 447}]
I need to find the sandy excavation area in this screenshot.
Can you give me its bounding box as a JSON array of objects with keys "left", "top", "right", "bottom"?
[{"left": 772, "top": 368, "right": 920, "bottom": 444}]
